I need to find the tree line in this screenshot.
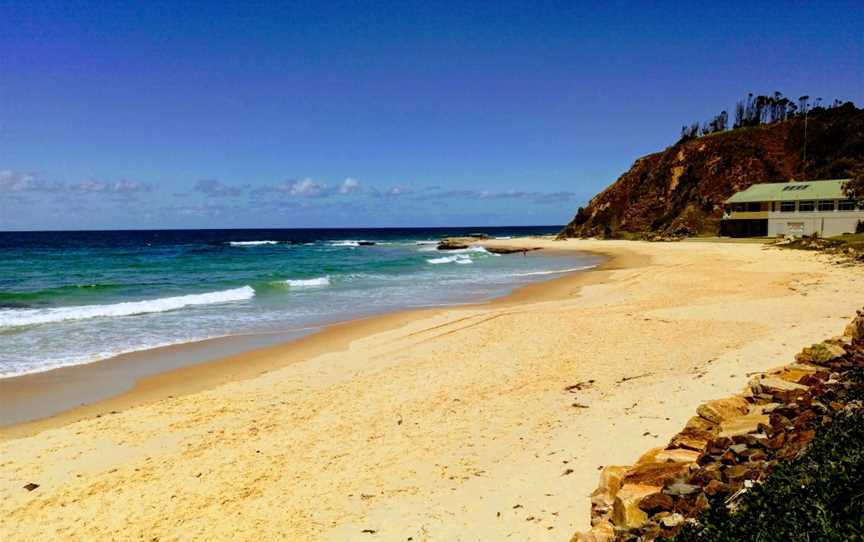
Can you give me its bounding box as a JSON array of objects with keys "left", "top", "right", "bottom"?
[{"left": 679, "top": 92, "right": 851, "bottom": 142}]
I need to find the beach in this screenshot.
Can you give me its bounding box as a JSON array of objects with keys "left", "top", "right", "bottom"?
[{"left": 1, "top": 238, "right": 862, "bottom": 541}]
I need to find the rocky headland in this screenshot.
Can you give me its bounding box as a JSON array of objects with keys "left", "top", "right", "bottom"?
[{"left": 559, "top": 103, "right": 864, "bottom": 239}]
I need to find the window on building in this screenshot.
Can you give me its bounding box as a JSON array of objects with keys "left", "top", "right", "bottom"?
[
  {"left": 746, "top": 202, "right": 762, "bottom": 212},
  {"left": 818, "top": 200, "right": 835, "bottom": 212},
  {"left": 798, "top": 200, "right": 815, "bottom": 212},
  {"left": 731, "top": 203, "right": 746, "bottom": 212},
  {"left": 838, "top": 200, "right": 857, "bottom": 211},
  {"left": 780, "top": 201, "right": 796, "bottom": 212}
]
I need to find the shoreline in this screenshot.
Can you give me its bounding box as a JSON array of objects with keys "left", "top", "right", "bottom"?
[
  {"left": 3, "top": 238, "right": 862, "bottom": 541},
  {"left": 0, "top": 241, "right": 620, "bottom": 439}
]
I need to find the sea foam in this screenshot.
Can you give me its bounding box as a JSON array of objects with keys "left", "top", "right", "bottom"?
[
  {"left": 511, "top": 266, "right": 595, "bottom": 277},
  {"left": 0, "top": 286, "right": 255, "bottom": 328},
  {"left": 283, "top": 276, "right": 331, "bottom": 288},
  {"left": 427, "top": 255, "right": 473, "bottom": 265},
  {"left": 229, "top": 240, "right": 280, "bottom": 246}
]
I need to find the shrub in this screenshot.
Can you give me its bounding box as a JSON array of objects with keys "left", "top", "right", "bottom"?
[{"left": 666, "top": 409, "right": 864, "bottom": 541}]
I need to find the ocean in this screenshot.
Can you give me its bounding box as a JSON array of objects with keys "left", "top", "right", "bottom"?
[{"left": 0, "top": 227, "right": 600, "bottom": 377}]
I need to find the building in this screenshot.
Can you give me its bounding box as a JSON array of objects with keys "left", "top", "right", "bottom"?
[{"left": 721, "top": 179, "right": 863, "bottom": 238}]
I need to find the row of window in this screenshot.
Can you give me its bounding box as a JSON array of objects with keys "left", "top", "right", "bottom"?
[
  {"left": 731, "top": 201, "right": 861, "bottom": 213},
  {"left": 777, "top": 200, "right": 859, "bottom": 212}
]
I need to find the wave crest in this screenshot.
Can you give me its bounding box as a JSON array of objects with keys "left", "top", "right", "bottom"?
[
  {"left": 427, "top": 255, "right": 473, "bottom": 265},
  {"left": 283, "top": 276, "right": 331, "bottom": 288},
  {"left": 228, "top": 240, "right": 280, "bottom": 246},
  {"left": 0, "top": 286, "right": 255, "bottom": 328}
]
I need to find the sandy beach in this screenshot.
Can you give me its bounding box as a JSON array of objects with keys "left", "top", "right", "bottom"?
[{"left": 1, "top": 238, "right": 862, "bottom": 541}]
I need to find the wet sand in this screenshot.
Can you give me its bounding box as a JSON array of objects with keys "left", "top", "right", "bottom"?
[{"left": 1, "top": 238, "right": 862, "bottom": 541}]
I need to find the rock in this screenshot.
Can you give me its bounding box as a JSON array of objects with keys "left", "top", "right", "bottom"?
[
  {"left": 639, "top": 492, "right": 674, "bottom": 513},
  {"left": 697, "top": 396, "right": 750, "bottom": 424},
  {"left": 612, "top": 484, "right": 660, "bottom": 529},
  {"left": 664, "top": 483, "right": 701, "bottom": 497},
  {"left": 591, "top": 466, "right": 628, "bottom": 510},
  {"left": 669, "top": 416, "right": 718, "bottom": 451},
  {"left": 570, "top": 520, "right": 615, "bottom": 542},
  {"left": 659, "top": 512, "right": 685, "bottom": 529},
  {"left": 437, "top": 239, "right": 470, "bottom": 250},
  {"left": 23, "top": 483, "right": 39, "bottom": 491},
  {"left": 718, "top": 412, "right": 770, "bottom": 439},
  {"left": 752, "top": 376, "right": 809, "bottom": 402},
  {"left": 622, "top": 461, "right": 691, "bottom": 487},
  {"left": 724, "top": 462, "right": 763, "bottom": 482},
  {"left": 704, "top": 479, "right": 731, "bottom": 496},
  {"left": 635, "top": 447, "right": 663, "bottom": 464},
  {"left": 484, "top": 246, "right": 541, "bottom": 254},
  {"left": 655, "top": 448, "right": 701, "bottom": 463},
  {"left": 843, "top": 311, "right": 864, "bottom": 341},
  {"left": 795, "top": 341, "right": 846, "bottom": 365},
  {"left": 774, "top": 364, "right": 827, "bottom": 385},
  {"left": 357, "top": 241, "right": 376, "bottom": 246}
]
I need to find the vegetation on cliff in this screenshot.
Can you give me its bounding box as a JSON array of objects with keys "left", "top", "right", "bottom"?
[{"left": 560, "top": 99, "right": 864, "bottom": 239}]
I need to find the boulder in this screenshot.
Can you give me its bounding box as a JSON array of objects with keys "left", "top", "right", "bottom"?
[
  {"left": 697, "top": 396, "right": 750, "bottom": 424},
  {"left": 843, "top": 310, "right": 864, "bottom": 341},
  {"left": 668, "top": 416, "right": 718, "bottom": 451},
  {"left": 590, "top": 466, "right": 628, "bottom": 511},
  {"left": 437, "top": 239, "right": 469, "bottom": 250},
  {"left": 795, "top": 341, "right": 846, "bottom": 365},
  {"left": 659, "top": 512, "right": 685, "bottom": 529},
  {"left": 612, "top": 484, "right": 661, "bottom": 529},
  {"left": 655, "top": 448, "right": 701, "bottom": 463},
  {"left": 484, "top": 246, "right": 541, "bottom": 254},
  {"left": 773, "top": 364, "right": 827, "bottom": 385},
  {"left": 622, "top": 461, "right": 691, "bottom": 487},
  {"left": 718, "top": 413, "right": 770, "bottom": 439},
  {"left": 750, "top": 376, "right": 808, "bottom": 403},
  {"left": 570, "top": 520, "right": 615, "bottom": 542},
  {"left": 638, "top": 492, "right": 674, "bottom": 513}
]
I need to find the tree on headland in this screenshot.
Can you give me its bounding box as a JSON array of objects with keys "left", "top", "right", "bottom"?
[
  {"left": 677, "top": 91, "right": 851, "bottom": 144},
  {"left": 843, "top": 163, "right": 864, "bottom": 203}
]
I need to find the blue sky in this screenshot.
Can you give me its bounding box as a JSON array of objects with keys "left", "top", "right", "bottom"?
[{"left": 1, "top": 1, "right": 861, "bottom": 230}]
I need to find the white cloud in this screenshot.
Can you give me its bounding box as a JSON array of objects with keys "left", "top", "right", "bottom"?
[{"left": 338, "top": 177, "right": 361, "bottom": 194}]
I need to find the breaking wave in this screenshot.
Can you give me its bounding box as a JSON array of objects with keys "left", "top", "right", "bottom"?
[
  {"left": 228, "top": 240, "right": 280, "bottom": 246},
  {"left": 0, "top": 286, "right": 256, "bottom": 328},
  {"left": 283, "top": 276, "right": 331, "bottom": 288}
]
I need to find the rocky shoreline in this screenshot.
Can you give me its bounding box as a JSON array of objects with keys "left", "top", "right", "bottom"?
[
  {"left": 573, "top": 308, "right": 864, "bottom": 542},
  {"left": 436, "top": 237, "right": 543, "bottom": 254}
]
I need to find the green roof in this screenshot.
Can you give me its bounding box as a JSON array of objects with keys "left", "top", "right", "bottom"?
[{"left": 725, "top": 179, "right": 850, "bottom": 204}]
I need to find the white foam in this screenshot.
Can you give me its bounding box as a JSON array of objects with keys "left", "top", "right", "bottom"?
[
  {"left": 329, "top": 240, "right": 361, "bottom": 247},
  {"left": 415, "top": 240, "right": 438, "bottom": 245},
  {"left": 284, "top": 276, "right": 331, "bottom": 288},
  {"left": 427, "top": 255, "right": 473, "bottom": 265},
  {"left": 0, "top": 286, "right": 256, "bottom": 329},
  {"left": 229, "top": 240, "right": 279, "bottom": 246},
  {"left": 511, "top": 266, "right": 594, "bottom": 277}
]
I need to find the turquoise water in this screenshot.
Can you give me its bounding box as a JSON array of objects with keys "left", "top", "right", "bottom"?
[{"left": 0, "top": 227, "right": 600, "bottom": 376}]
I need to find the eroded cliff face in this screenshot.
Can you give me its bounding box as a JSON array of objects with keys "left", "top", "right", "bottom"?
[{"left": 560, "top": 104, "right": 864, "bottom": 238}]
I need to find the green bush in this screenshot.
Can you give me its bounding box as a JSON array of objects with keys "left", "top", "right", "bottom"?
[{"left": 667, "top": 409, "right": 864, "bottom": 542}]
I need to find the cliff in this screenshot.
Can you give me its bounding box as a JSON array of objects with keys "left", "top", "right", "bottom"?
[{"left": 560, "top": 103, "right": 864, "bottom": 238}]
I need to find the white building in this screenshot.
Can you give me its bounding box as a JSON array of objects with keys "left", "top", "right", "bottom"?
[{"left": 721, "top": 179, "right": 863, "bottom": 238}]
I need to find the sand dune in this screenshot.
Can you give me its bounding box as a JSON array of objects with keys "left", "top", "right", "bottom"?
[{"left": 1, "top": 239, "right": 862, "bottom": 541}]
